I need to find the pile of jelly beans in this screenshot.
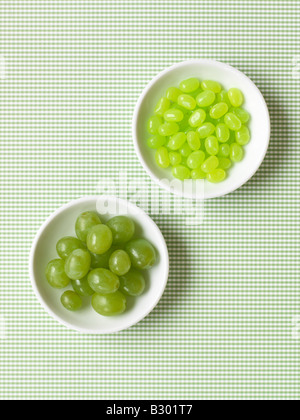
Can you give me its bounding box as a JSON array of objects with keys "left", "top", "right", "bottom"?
[
  {"left": 147, "top": 78, "right": 250, "bottom": 183},
  {"left": 45, "top": 212, "right": 157, "bottom": 316}
]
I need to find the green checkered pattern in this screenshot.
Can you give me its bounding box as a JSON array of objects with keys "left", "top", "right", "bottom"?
[{"left": 0, "top": 0, "right": 299, "bottom": 400}]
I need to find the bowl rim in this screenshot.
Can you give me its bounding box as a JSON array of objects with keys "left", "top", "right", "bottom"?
[
  {"left": 29, "top": 195, "right": 169, "bottom": 334},
  {"left": 132, "top": 58, "right": 271, "bottom": 200}
]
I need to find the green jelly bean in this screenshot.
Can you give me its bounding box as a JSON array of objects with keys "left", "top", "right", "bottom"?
[
  {"left": 187, "top": 151, "right": 205, "bottom": 169},
  {"left": 166, "top": 87, "right": 182, "bottom": 102},
  {"left": 187, "top": 131, "right": 200, "bottom": 150},
  {"left": 218, "top": 157, "right": 232, "bottom": 170},
  {"left": 235, "top": 126, "right": 250, "bottom": 145},
  {"left": 172, "top": 165, "right": 191, "bottom": 180},
  {"left": 215, "top": 123, "right": 230, "bottom": 143},
  {"left": 196, "top": 90, "right": 216, "bottom": 107},
  {"left": 188, "top": 109, "right": 206, "bottom": 127},
  {"left": 155, "top": 147, "right": 170, "bottom": 168},
  {"left": 228, "top": 88, "right": 244, "bottom": 107},
  {"left": 201, "top": 156, "right": 219, "bottom": 173},
  {"left": 207, "top": 168, "right": 226, "bottom": 183},
  {"left": 190, "top": 87, "right": 203, "bottom": 98},
  {"left": 209, "top": 102, "right": 228, "bottom": 119},
  {"left": 216, "top": 90, "right": 231, "bottom": 107},
  {"left": 158, "top": 122, "right": 179, "bottom": 136},
  {"left": 147, "top": 115, "right": 163, "bottom": 135},
  {"left": 177, "top": 94, "right": 196, "bottom": 110},
  {"left": 218, "top": 143, "right": 230, "bottom": 157},
  {"left": 232, "top": 107, "right": 250, "bottom": 124},
  {"left": 205, "top": 136, "right": 219, "bottom": 156},
  {"left": 230, "top": 143, "right": 244, "bottom": 162},
  {"left": 224, "top": 113, "right": 242, "bottom": 131},
  {"left": 179, "top": 143, "right": 192, "bottom": 158},
  {"left": 201, "top": 80, "right": 222, "bottom": 93},
  {"left": 167, "top": 132, "right": 186, "bottom": 150},
  {"left": 169, "top": 151, "right": 182, "bottom": 166},
  {"left": 179, "top": 77, "right": 200, "bottom": 93},
  {"left": 154, "top": 97, "right": 170, "bottom": 116},
  {"left": 147, "top": 135, "right": 166, "bottom": 149},
  {"left": 196, "top": 122, "right": 215, "bottom": 138},
  {"left": 191, "top": 167, "right": 206, "bottom": 179},
  {"left": 164, "top": 109, "right": 184, "bottom": 122}
]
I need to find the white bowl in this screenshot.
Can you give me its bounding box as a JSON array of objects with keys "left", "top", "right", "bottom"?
[
  {"left": 29, "top": 196, "right": 169, "bottom": 334},
  {"left": 132, "top": 59, "right": 270, "bottom": 199}
]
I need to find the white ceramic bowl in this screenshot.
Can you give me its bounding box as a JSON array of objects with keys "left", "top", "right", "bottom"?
[
  {"left": 132, "top": 59, "right": 270, "bottom": 199},
  {"left": 29, "top": 196, "right": 169, "bottom": 334}
]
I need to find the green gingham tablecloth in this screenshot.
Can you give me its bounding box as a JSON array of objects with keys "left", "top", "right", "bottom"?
[{"left": 0, "top": 0, "right": 299, "bottom": 400}]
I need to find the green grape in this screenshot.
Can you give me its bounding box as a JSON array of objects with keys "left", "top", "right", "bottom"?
[
  {"left": 56, "top": 236, "right": 86, "bottom": 260},
  {"left": 196, "top": 90, "right": 216, "bottom": 107},
  {"left": 92, "top": 291, "right": 126, "bottom": 316},
  {"left": 45, "top": 259, "right": 71, "bottom": 289},
  {"left": 166, "top": 87, "right": 181, "bottom": 102},
  {"left": 205, "top": 136, "right": 219, "bottom": 156},
  {"left": 218, "top": 157, "right": 232, "bottom": 170},
  {"left": 224, "top": 112, "right": 242, "bottom": 131},
  {"left": 158, "top": 122, "right": 179, "bottom": 136},
  {"left": 187, "top": 131, "right": 200, "bottom": 150},
  {"left": 179, "top": 77, "right": 200, "bottom": 93},
  {"left": 106, "top": 216, "right": 135, "bottom": 245},
  {"left": 235, "top": 126, "right": 250, "bottom": 145},
  {"left": 191, "top": 167, "right": 206, "bottom": 179},
  {"left": 201, "top": 156, "right": 219, "bottom": 173},
  {"left": 187, "top": 151, "right": 205, "bottom": 169},
  {"left": 147, "top": 135, "right": 166, "bottom": 149},
  {"left": 90, "top": 246, "right": 118, "bottom": 269},
  {"left": 154, "top": 97, "right": 170, "bottom": 116},
  {"left": 218, "top": 143, "right": 230, "bottom": 157},
  {"left": 215, "top": 123, "right": 230, "bottom": 143},
  {"left": 109, "top": 250, "right": 131, "bottom": 276},
  {"left": 168, "top": 151, "right": 182, "bottom": 166},
  {"left": 179, "top": 143, "right": 192, "bottom": 158},
  {"left": 228, "top": 88, "right": 244, "bottom": 107},
  {"left": 147, "top": 115, "right": 163, "bottom": 135},
  {"left": 196, "top": 122, "right": 215, "bottom": 138},
  {"left": 86, "top": 224, "right": 113, "bottom": 255},
  {"left": 71, "top": 276, "right": 94, "bottom": 297},
  {"left": 163, "top": 109, "right": 184, "bottom": 122},
  {"left": 119, "top": 269, "right": 145, "bottom": 297},
  {"left": 167, "top": 132, "right": 186, "bottom": 150},
  {"left": 155, "top": 147, "right": 170, "bottom": 168},
  {"left": 230, "top": 143, "right": 244, "bottom": 162},
  {"left": 125, "top": 239, "right": 156, "bottom": 270},
  {"left": 61, "top": 291, "right": 82, "bottom": 311},
  {"left": 172, "top": 164, "right": 191, "bottom": 180},
  {"left": 75, "top": 211, "right": 102, "bottom": 242},
  {"left": 209, "top": 102, "right": 228, "bottom": 119},
  {"left": 207, "top": 168, "right": 227, "bottom": 183},
  {"left": 64, "top": 249, "right": 91, "bottom": 280},
  {"left": 88, "top": 268, "right": 120, "bottom": 294},
  {"left": 188, "top": 109, "right": 206, "bottom": 127},
  {"left": 201, "top": 80, "right": 222, "bottom": 93},
  {"left": 232, "top": 107, "right": 250, "bottom": 124},
  {"left": 177, "top": 94, "right": 196, "bottom": 110}
]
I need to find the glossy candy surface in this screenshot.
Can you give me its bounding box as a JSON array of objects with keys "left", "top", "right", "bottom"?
[{"left": 145, "top": 78, "right": 251, "bottom": 183}]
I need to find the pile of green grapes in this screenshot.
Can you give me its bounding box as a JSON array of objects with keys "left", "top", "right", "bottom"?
[
  {"left": 45, "top": 212, "right": 157, "bottom": 316},
  {"left": 147, "top": 78, "right": 251, "bottom": 183}
]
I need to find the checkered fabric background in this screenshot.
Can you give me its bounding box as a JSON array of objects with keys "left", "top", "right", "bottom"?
[{"left": 0, "top": 0, "right": 299, "bottom": 400}]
